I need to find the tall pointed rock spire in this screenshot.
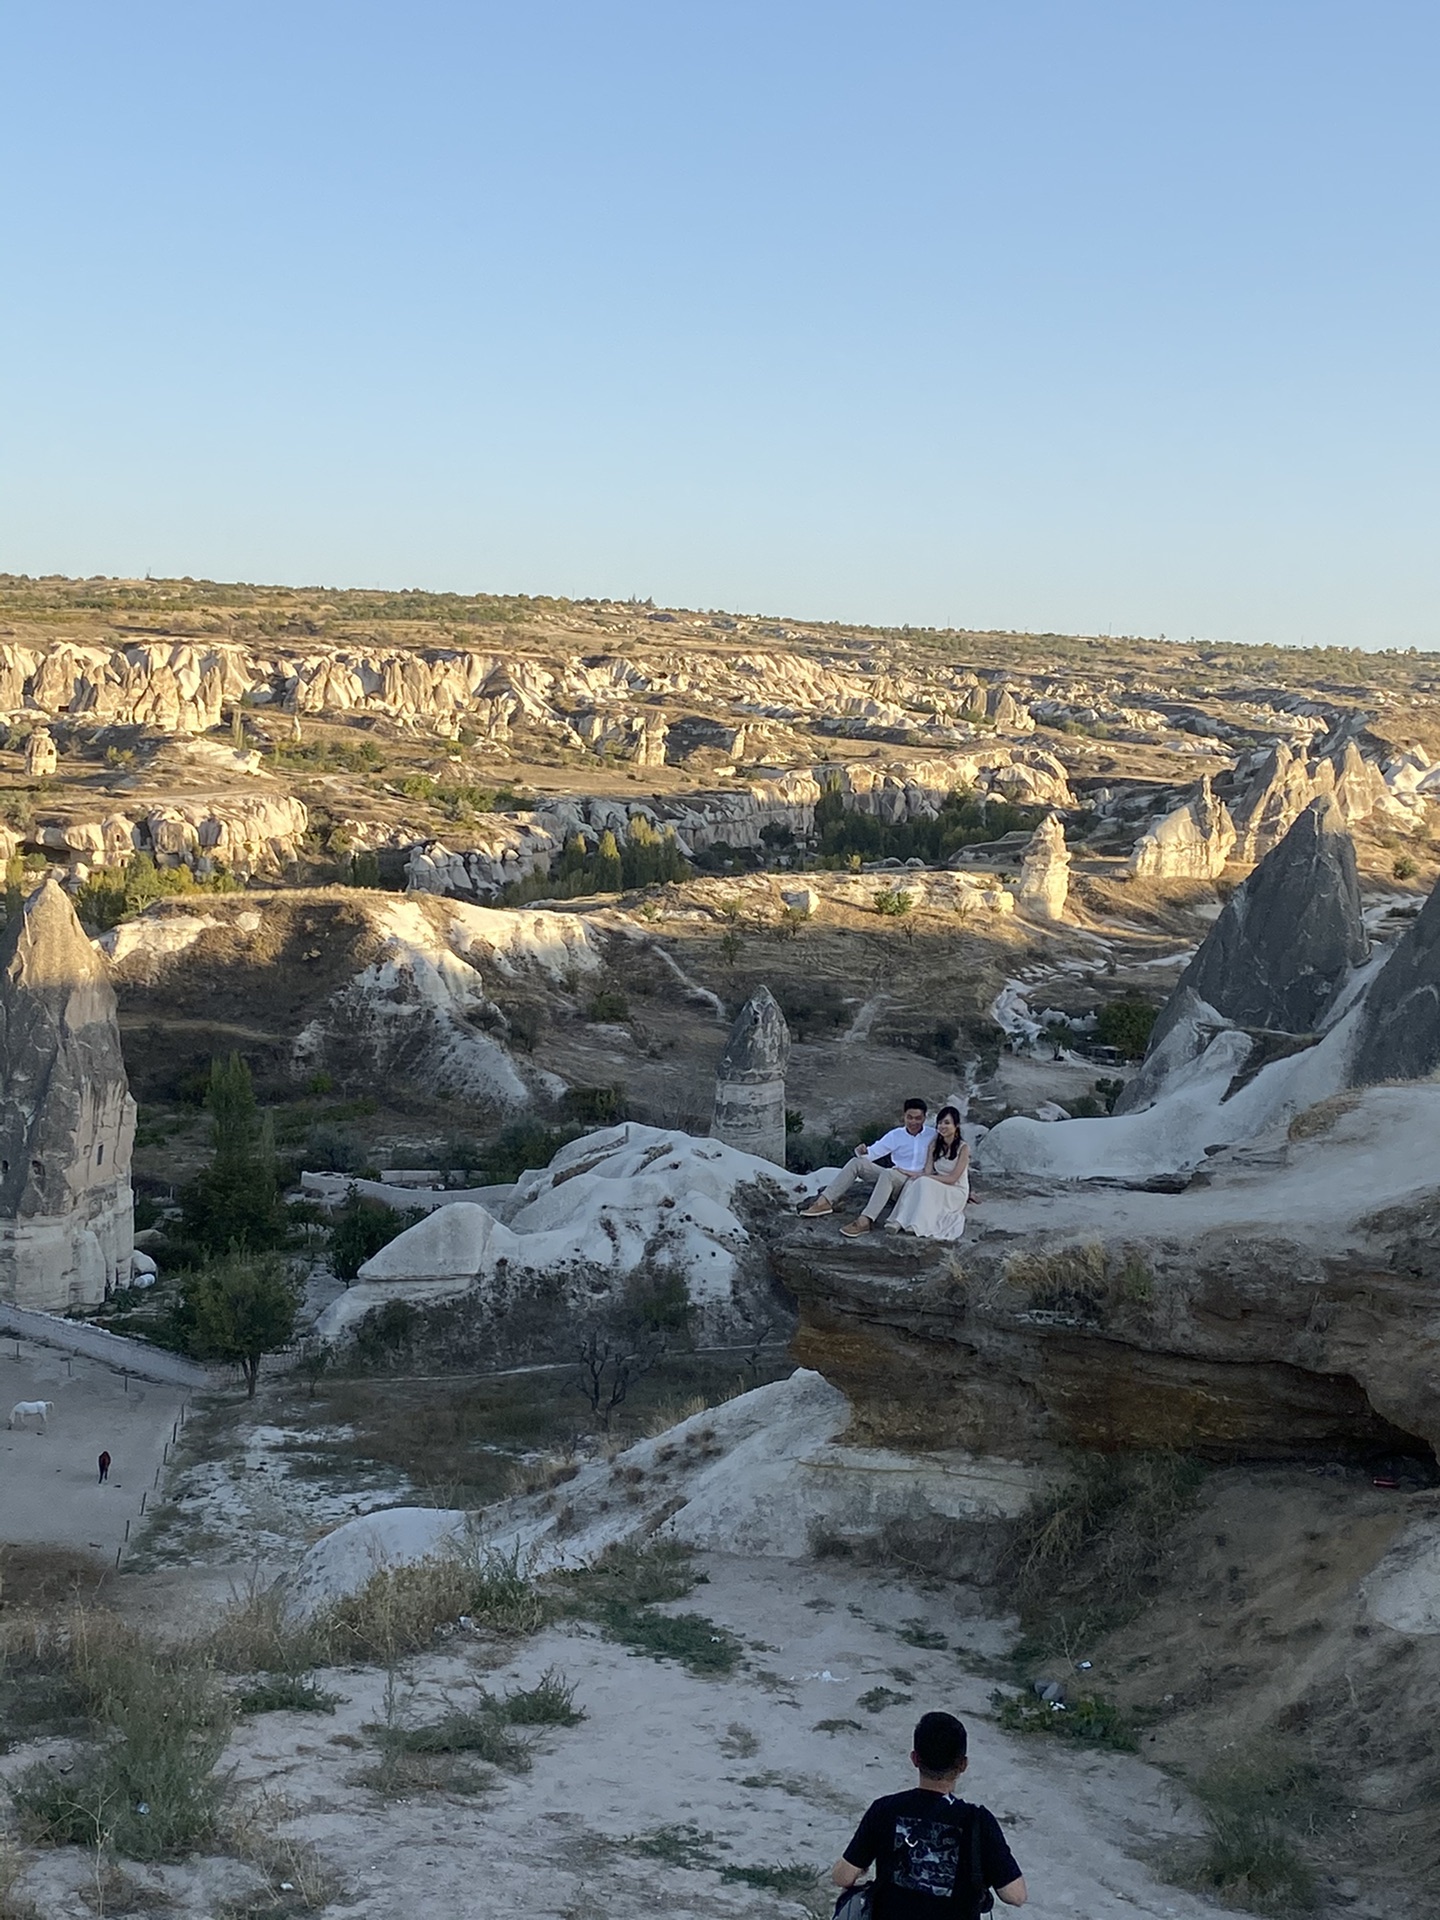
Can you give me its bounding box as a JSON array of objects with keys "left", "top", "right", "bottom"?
[{"left": 0, "top": 875, "right": 136, "bottom": 1307}]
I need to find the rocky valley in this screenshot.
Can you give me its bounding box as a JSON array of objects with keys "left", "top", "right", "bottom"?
[{"left": 2, "top": 574, "right": 1439, "bottom": 1920}]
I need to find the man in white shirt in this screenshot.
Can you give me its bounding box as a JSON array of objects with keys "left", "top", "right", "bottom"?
[{"left": 799, "top": 1100, "right": 936, "bottom": 1237}]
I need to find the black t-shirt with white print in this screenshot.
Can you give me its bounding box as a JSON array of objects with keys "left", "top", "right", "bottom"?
[{"left": 843, "top": 1790, "right": 1021, "bottom": 1919}]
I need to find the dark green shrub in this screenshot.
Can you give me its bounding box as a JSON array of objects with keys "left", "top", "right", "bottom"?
[
  {"left": 235, "top": 1676, "right": 341, "bottom": 1714},
  {"left": 1094, "top": 996, "right": 1159, "bottom": 1060},
  {"left": 329, "top": 1191, "right": 420, "bottom": 1281},
  {"left": 992, "top": 1687, "right": 1138, "bottom": 1750}
]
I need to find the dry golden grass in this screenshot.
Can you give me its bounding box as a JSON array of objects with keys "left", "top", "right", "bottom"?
[{"left": 1287, "top": 1091, "right": 1362, "bottom": 1141}]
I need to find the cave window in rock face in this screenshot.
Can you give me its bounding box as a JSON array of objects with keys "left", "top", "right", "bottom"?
[
  {"left": 96, "top": 1143, "right": 104, "bottom": 1165},
  {"left": 31, "top": 1160, "right": 42, "bottom": 1178}
]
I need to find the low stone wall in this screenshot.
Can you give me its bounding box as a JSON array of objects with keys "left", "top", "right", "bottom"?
[{"left": 0, "top": 1304, "right": 213, "bottom": 1388}]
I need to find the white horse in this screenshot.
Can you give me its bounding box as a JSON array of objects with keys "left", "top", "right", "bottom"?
[{"left": 7, "top": 1400, "right": 53, "bottom": 1432}]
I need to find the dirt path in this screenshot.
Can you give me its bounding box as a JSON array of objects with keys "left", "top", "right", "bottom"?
[
  {"left": 3, "top": 1553, "right": 1227, "bottom": 1919},
  {"left": 0, "top": 1342, "right": 187, "bottom": 1566}
]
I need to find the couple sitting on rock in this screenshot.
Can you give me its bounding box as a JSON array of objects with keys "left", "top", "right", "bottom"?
[{"left": 801, "top": 1098, "right": 971, "bottom": 1242}]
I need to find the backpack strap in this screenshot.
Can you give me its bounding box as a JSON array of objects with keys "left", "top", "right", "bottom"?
[{"left": 954, "top": 1801, "right": 994, "bottom": 1917}]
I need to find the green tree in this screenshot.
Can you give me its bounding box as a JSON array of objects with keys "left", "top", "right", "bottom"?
[
  {"left": 178, "top": 1251, "right": 299, "bottom": 1396},
  {"left": 181, "top": 1054, "right": 289, "bottom": 1254},
  {"left": 329, "top": 1188, "right": 416, "bottom": 1281},
  {"left": 75, "top": 852, "right": 236, "bottom": 932},
  {"left": 1095, "top": 996, "right": 1159, "bottom": 1060},
  {"left": 594, "top": 829, "right": 623, "bottom": 892},
  {"left": 621, "top": 814, "right": 660, "bottom": 888}
]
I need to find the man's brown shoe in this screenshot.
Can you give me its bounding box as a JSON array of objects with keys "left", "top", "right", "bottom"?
[
  {"left": 798, "top": 1198, "right": 834, "bottom": 1217},
  {"left": 839, "top": 1218, "right": 874, "bottom": 1237}
]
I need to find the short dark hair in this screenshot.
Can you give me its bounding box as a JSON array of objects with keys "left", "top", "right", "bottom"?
[
  {"left": 903, "top": 1098, "right": 928, "bottom": 1114},
  {"left": 913, "top": 1711, "right": 967, "bottom": 1776}
]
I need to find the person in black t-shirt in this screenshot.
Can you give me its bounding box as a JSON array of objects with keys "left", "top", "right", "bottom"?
[{"left": 832, "top": 1711, "right": 1026, "bottom": 1918}]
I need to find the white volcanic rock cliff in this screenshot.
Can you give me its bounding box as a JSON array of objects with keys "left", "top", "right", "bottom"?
[
  {"left": 1128, "top": 774, "right": 1236, "bottom": 880},
  {"left": 0, "top": 876, "right": 136, "bottom": 1308},
  {"left": 316, "top": 1123, "right": 810, "bottom": 1348},
  {"left": 407, "top": 747, "right": 1074, "bottom": 901},
  {"left": 1015, "top": 812, "right": 1070, "bottom": 920}
]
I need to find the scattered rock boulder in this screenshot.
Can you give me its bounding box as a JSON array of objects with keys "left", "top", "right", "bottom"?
[
  {"left": 0, "top": 876, "right": 136, "bottom": 1308},
  {"left": 711, "top": 987, "right": 791, "bottom": 1166}
]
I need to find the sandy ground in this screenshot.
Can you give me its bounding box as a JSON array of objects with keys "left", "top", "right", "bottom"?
[
  {"left": 0, "top": 1340, "right": 188, "bottom": 1565},
  {"left": 5, "top": 1554, "right": 1227, "bottom": 1920}
]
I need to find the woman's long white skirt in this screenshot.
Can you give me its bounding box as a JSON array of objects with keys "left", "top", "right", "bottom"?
[{"left": 886, "top": 1170, "right": 969, "bottom": 1243}]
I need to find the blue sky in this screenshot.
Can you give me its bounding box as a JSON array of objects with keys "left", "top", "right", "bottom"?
[{"left": 2, "top": 1, "right": 1436, "bottom": 648}]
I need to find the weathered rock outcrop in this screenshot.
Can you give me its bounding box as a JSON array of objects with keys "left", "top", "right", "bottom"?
[
  {"left": 1130, "top": 801, "right": 1367, "bottom": 1095},
  {"left": 1347, "top": 875, "right": 1440, "bottom": 1087},
  {"left": 1015, "top": 813, "right": 1069, "bottom": 920},
  {"left": 24, "top": 727, "right": 57, "bottom": 778},
  {"left": 318, "top": 1125, "right": 806, "bottom": 1359},
  {"left": 0, "top": 638, "right": 1052, "bottom": 751},
  {"left": 406, "top": 748, "right": 1074, "bottom": 901},
  {"left": 1128, "top": 774, "right": 1236, "bottom": 880},
  {"left": 712, "top": 988, "right": 790, "bottom": 1166},
  {"left": 0, "top": 876, "right": 135, "bottom": 1308},
  {"left": 776, "top": 1094, "right": 1440, "bottom": 1465},
  {"left": 33, "top": 793, "right": 309, "bottom": 880},
  {"left": 1228, "top": 739, "right": 1393, "bottom": 862}
]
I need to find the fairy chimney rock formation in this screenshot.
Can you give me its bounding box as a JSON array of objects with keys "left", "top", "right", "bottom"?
[
  {"left": 0, "top": 875, "right": 136, "bottom": 1308},
  {"left": 711, "top": 986, "right": 791, "bottom": 1167},
  {"left": 25, "top": 728, "right": 58, "bottom": 778},
  {"left": 1117, "top": 799, "right": 1367, "bottom": 1113},
  {"left": 1347, "top": 873, "right": 1440, "bottom": 1087},
  {"left": 1016, "top": 813, "right": 1070, "bottom": 921},
  {"left": 1129, "top": 775, "right": 1236, "bottom": 881}
]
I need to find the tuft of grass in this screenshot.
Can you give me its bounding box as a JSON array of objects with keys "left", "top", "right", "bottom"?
[
  {"left": 600, "top": 1606, "right": 742, "bottom": 1676},
  {"left": 1004, "top": 1450, "right": 1206, "bottom": 1657},
  {"left": 1169, "top": 1744, "right": 1326, "bottom": 1914},
  {"left": 552, "top": 1540, "right": 737, "bottom": 1675},
  {"left": 377, "top": 1709, "right": 533, "bottom": 1771},
  {"left": 991, "top": 1687, "right": 1138, "bottom": 1751},
  {"left": 506, "top": 1450, "right": 582, "bottom": 1497},
  {"left": 320, "top": 1545, "right": 547, "bottom": 1664},
  {"left": 624, "top": 1824, "right": 717, "bottom": 1871},
  {"left": 856, "top": 1686, "right": 911, "bottom": 1713},
  {"left": 493, "top": 1669, "right": 584, "bottom": 1728},
  {"left": 352, "top": 1749, "right": 497, "bottom": 1800},
  {"left": 218, "top": 1813, "right": 345, "bottom": 1918},
  {"left": 234, "top": 1676, "right": 341, "bottom": 1715},
  {"left": 12, "top": 1623, "right": 232, "bottom": 1864},
  {"left": 553, "top": 1539, "right": 699, "bottom": 1615},
  {"left": 721, "top": 1862, "right": 822, "bottom": 1895},
  {"left": 718, "top": 1723, "right": 761, "bottom": 1759},
  {"left": 896, "top": 1620, "right": 948, "bottom": 1650},
  {"left": 814, "top": 1718, "right": 864, "bottom": 1735},
  {"left": 77, "top": 1860, "right": 168, "bottom": 1914},
  {"left": 194, "top": 1581, "right": 327, "bottom": 1677}
]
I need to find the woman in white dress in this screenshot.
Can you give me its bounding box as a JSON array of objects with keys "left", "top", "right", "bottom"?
[{"left": 885, "top": 1104, "right": 970, "bottom": 1242}]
